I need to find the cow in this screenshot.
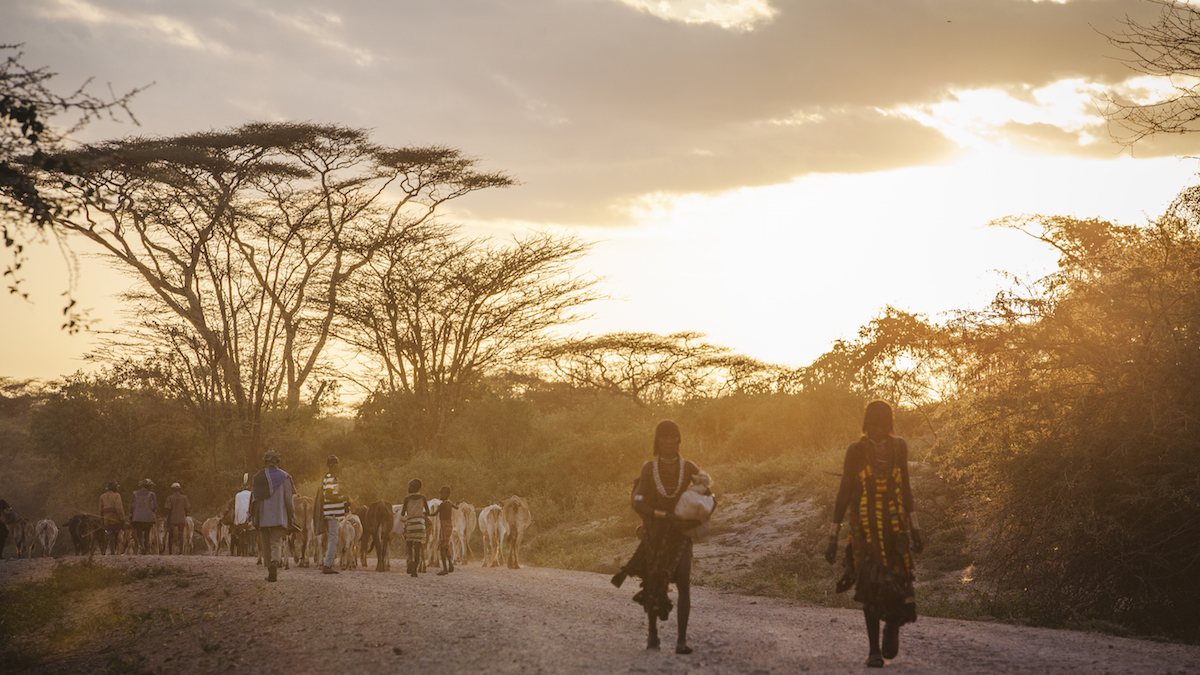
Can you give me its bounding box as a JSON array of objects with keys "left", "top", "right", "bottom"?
[
  {"left": 478, "top": 504, "right": 506, "bottom": 568},
  {"left": 360, "top": 501, "right": 392, "bottom": 572},
  {"left": 337, "top": 514, "right": 363, "bottom": 570},
  {"left": 425, "top": 498, "right": 443, "bottom": 568},
  {"left": 290, "top": 495, "right": 314, "bottom": 568},
  {"left": 11, "top": 517, "right": 36, "bottom": 558},
  {"left": 501, "top": 495, "right": 532, "bottom": 569},
  {"left": 451, "top": 502, "right": 476, "bottom": 564},
  {"left": 182, "top": 514, "right": 196, "bottom": 552},
  {"left": 65, "top": 514, "right": 103, "bottom": 556},
  {"left": 118, "top": 528, "right": 138, "bottom": 555},
  {"left": 200, "top": 516, "right": 225, "bottom": 556},
  {"left": 35, "top": 519, "right": 59, "bottom": 557},
  {"left": 151, "top": 516, "right": 167, "bottom": 555},
  {"left": 222, "top": 499, "right": 254, "bottom": 557}
]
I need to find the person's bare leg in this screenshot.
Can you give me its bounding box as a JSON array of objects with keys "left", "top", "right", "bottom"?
[
  {"left": 865, "top": 610, "right": 883, "bottom": 667},
  {"left": 675, "top": 547, "right": 693, "bottom": 654},
  {"left": 646, "top": 609, "right": 660, "bottom": 649},
  {"left": 883, "top": 620, "right": 900, "bottom": 659}
]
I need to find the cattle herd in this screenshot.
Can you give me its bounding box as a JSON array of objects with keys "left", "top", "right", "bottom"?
[{"left": 0, "top": 494, "right": 535, "bottom": 575}]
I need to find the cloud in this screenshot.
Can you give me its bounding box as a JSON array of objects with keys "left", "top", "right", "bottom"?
[
  {"left": 6, "top": 0, "right": 1190, "bottom": 226},
  {"left": 35, "top": 0, "right": 228, "bottom": 54},
  {"left": 612, "top": 0, "right": 778, "bottom": 31},
  {"left": 257, "top": 7, "right": 375, "bottom": 67}
]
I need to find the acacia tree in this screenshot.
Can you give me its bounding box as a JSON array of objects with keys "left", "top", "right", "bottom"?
[
  {"left": 800, "top": 307, "right": 952, "bottom": 440},
  {"left": 0, "top": 45, "right": 141, "bottom": 326},
  {"left": 337, "top": 230, "right": 598, "bottom": 456},
  {"left": 44, "top": 122, "right": 512, "bottom": 470},
  {"left": 539, "top": 331, "right": 781, "bottom": 406},
  {"left": 940, "top": 198, "right": 1200, "bottom": 635},
  {"left": 1103, "top": 0, "right": 1200, "bottom": 142}
]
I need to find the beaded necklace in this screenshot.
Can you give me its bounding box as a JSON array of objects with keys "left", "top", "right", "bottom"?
[{"left": 652, "top": 456, "right": 686, "bottom": 499}]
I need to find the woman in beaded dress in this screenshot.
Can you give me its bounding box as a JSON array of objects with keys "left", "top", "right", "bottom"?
[{"left": 825, "top": 400, "right": 925, "bottom": 667}]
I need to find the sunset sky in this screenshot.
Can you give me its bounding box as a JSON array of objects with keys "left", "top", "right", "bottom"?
[{"left": 4, "top": 0, "right": 1200, "bottom": 383}]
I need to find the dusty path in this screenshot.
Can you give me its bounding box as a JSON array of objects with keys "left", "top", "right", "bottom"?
[{"left": 3, "top": 555, "right": 1199, "bottom": 674}]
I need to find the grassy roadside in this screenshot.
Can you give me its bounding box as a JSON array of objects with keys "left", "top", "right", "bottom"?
[{"left": 0, "top": 560, "right": 191, "bottom": 671}]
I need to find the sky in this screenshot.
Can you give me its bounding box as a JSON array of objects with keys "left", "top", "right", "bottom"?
[{"left": 4, "top": 0, "right": 1200, "bottom": 383}]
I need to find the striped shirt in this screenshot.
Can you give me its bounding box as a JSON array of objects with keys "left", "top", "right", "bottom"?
[{"left": 321, "top": 473, "right": 348, "bottom": 518}]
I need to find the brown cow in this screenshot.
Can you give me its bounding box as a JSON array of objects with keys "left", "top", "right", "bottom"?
[
  {"left": 66, "top": 514, "right": 103, "bottom": 556},
  {"left": 11, "top": 517, "right": 35, "bottom": 558},
  {"left": 361, "top": 501, "right": 393, "bottom": 572},
  {"left": 290, "top": 495, "right": 314, "bottom": 568}
]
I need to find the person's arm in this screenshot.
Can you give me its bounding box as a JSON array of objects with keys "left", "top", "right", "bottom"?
[
  {"left": 284, "top": 479, "right": 296, "bottom": 529},
  {"left": 897, "top": 439, "right": 923, "bottom": 553},
  {"left": 826, "top": 443, "right": 861, "bottom": 563},
  {"left": 632, "top": 462, "right": 662, "bottom": 520}
]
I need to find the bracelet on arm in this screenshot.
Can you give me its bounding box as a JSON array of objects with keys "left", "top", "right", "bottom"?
[
  {"left": 909, "top": 513, "right": 920, "bottom": 530},
  {"left": 828, "top": 522, "right": 841, "bottom": 539}
]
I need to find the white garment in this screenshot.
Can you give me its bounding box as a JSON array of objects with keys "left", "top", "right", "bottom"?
[{"left": 234, "top": 490, "right": 252, "bottom": 525}]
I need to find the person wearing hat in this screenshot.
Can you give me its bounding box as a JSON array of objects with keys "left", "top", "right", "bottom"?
[
  {"left": 617, "top": 421, "right": 708, "bottom": 655},
  {"left": 825, "top": 400, "right": 923, "bottom": 668},
  {"left": 99, "top": 481, "right": 127, "bottom": 555},
  {"left": 251, "top": 449, "right": 295, "bottom": 582},
  {"left": 164, "top": 482, "right": 191, "bottom": 555},
  {"left": 314, "top": 455, "right": 349, "bottom": 574},
  {"left": 129, "top": 478, "right": 159, "bottom": 555}
]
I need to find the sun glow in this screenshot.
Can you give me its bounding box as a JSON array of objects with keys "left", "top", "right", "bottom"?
[
  {"left": 890, "top": 78, "right": 1111, "bottom": 151},
  {"left": 562, "top": 150, "right": 1200, "bottom": 368}
]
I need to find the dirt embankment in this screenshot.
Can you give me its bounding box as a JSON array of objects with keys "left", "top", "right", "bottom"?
[{"left": 3, "top": 554, "right": 1199, "bottom": 675}]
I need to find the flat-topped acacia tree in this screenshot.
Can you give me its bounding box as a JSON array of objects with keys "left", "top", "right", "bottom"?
[{"left": 45, "top": 122, "right": 513, "bottom": 471}]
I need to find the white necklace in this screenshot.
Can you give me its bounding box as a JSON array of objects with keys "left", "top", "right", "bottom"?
[{"left": 652, "top": 457, "right": 686, "bottom": 499}]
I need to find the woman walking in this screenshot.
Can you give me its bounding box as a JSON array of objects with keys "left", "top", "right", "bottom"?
[
  {"left": 826, "top": 400, "right": 924, "bottom": 667},
  {"left": 614, "top": 420, "right": 709, "bottom": 655}
]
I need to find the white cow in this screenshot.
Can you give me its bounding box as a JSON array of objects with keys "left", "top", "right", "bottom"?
[
  {"left": 183, "top": 515, "right": 197, "bottom": 555},
  {"left": 34, "top": 518, "right": 58, "bottom": 557},
  {"left": 425, "top": 498, "right": 443, "bottom": 567},
  {"left": 200, "top": 516, "right": 224, "bottom": 556},
  {"left": 451, "top": 502, "right": 476, "bottom": 564},
  {"left": 477, "top": 504, "right": 506, "bottom": 567},
  {"left": 501, "top": 496, "right": 532, "bottom": 569},
  {"left": 337, "top": 514, "right": 363, "bottom": 570}
]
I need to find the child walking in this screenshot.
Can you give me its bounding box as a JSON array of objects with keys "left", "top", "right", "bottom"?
[
  {"left": 435, "top": 486, "right": 458, "bottom": 575},
  {"left": 401, "top": 479, "right": 430, "bottom": 578}
]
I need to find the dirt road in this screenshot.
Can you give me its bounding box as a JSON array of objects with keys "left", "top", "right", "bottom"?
[{"left": 4, "top": 555, "right": 1199, "bottom": 674}]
